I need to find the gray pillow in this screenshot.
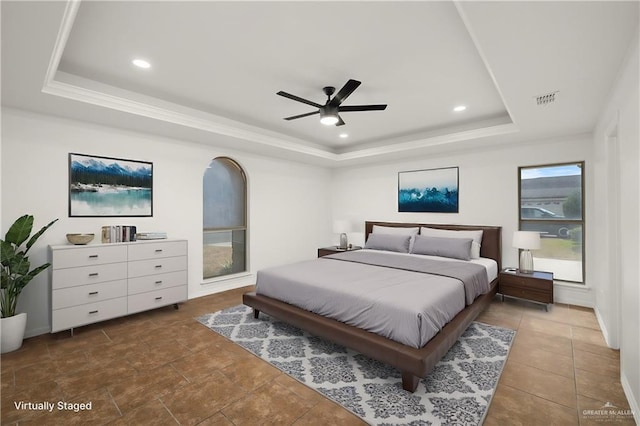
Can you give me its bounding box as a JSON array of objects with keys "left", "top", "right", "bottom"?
[
  {"left": 411, "top": 235, "right": 473, "bottom": 260},
  {"left": 364, "top": 233, "right": 411, "bottom": 253}
]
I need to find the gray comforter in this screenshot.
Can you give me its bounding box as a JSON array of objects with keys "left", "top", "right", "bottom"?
[{"left": 256, "top": 250, "right": 490, "bottom": 348}]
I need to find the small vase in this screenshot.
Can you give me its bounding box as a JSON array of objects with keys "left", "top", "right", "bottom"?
[{"left": 1, "top": 312, "right": 27, "bottom": 353}]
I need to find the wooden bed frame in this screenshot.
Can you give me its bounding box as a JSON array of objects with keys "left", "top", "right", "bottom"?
[{"left": 243, "top": 221, "right": 502, "bottom": 392}]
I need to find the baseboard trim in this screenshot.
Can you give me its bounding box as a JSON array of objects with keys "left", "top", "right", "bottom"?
[
  {"left": 621, "top": 372, "right": 640, "bottom": 425},
  {"left": 554, "top": 282, "right": 594, "bottom": 307},
  {"left": 24, "top": 325, "right": 52, "bottom": 339},
  {"left": 593, "top": 306, "right": 618, "bottom": 349},
  {"left": 191, "top": 274, "right": 256, "bottom": 299}
]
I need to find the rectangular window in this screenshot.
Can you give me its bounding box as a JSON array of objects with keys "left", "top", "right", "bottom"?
[{"left": 519, "top": 162, "right": 584, "bottom": 283}]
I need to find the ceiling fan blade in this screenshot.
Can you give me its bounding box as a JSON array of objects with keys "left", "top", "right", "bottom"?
[
  {"left": 277, "top": 91, "right": 323, "bottom": 109},
  {"left": 328, "top": 79, "right": 361, "bottom": 107},
  {"left": 338, "top": 104, "right": 388, "bottom": 112},
  {"left": 283, "top": 111, "right": 319, "bottom": 121},
  {"left": 336, "top": 115, "right": 346, "bottom": 126}
]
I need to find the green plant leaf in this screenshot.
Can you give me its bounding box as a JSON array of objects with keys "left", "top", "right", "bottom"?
[
  {"left": 0, "top": 240, "right": 16, "bottom": 265},
  {"left": 0, "top": 215, "right": 57, "bottom": 318},
  {"left": 4, "top": 215, "right": 33, "bottom": 246},
  {"left": 25, "top": 218, "right": 59, "bottom": 253}
]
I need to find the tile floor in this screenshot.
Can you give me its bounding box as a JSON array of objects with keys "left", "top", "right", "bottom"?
[{"left": 1, "top": 286, "right": 635, "bottom": 425}]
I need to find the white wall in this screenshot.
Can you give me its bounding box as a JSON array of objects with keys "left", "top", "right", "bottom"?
[
  {"left": 1, "top": 108, "right": 332, "bottom": 337},
  {"left": 331, "top": 134, "right": 594, "bottom": 306},
  {"left": 592, "top": 31, "right": 639, "bottom": 422}
]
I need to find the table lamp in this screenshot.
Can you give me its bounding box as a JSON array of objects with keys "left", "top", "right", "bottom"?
[
  {"left": 333, "top": 220, "right": 351, "bottom": 249},
  {"left": 512, "top": 231, "right": 540, "bottom": 273}
]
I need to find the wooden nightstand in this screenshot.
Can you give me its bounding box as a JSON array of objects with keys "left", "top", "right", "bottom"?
[
  {"left": 317, "top": 246, "right": 362, "bottom": 258},
  {"left": 499, "top": 269, "right": 554, "bottom": 310}
]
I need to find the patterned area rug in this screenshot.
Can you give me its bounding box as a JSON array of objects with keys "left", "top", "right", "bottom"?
[{"left": 197, "top": 305, "right": 515, "bottom": 426}]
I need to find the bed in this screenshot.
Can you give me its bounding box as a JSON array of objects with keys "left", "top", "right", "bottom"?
[{"left": 243, "top": 221, "right": 501, "bottom": 392}]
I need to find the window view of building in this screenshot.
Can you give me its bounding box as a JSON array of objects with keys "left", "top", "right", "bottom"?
[
  {"left": 203, "top": 157, "right": 247, "bottom": 279},
  {"left": 519, "top": 162, "right": 584, "bottom": 283}
]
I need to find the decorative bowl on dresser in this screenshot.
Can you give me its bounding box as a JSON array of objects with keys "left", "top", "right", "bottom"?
[
  {"left": 49, "top": 239, "right": 187, "bottom": 335},
  {"left": 498, "top": 268, "right": 554, "bottom": 311},
  {"left": 66, "top": 233, "right": 95, "bottom": 245}
]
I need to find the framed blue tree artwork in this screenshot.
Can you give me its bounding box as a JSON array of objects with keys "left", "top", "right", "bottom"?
[
  {"left": 398, "top": 167, "right": 459, "bottom": 213},
  {"left": 69, "top": 153, "right": 153, "bottom": 217}
]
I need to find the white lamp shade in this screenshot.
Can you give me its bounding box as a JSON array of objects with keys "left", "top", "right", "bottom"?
[
  {"left": 333, "top": 220, "right": 351, "bottom": 234},
  {"left": 512, "top": 231, "right": 541, "bottom": 250}
]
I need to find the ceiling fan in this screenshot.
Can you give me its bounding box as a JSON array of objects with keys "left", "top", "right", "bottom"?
[{"left": 277, "top": 79, "right": 387, "bottom": 126}]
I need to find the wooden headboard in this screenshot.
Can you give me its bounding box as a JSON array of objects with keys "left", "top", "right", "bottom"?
[{"left": 365, "top": 221, "right": 502, "bottom": 271}]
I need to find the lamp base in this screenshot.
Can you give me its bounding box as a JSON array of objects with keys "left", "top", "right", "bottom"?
[
  {"left": 338, "top": 233, "right": 348, "bottom": 250},
  {"left": 519, "top": 250, "right": 534, "bottom": 273}
]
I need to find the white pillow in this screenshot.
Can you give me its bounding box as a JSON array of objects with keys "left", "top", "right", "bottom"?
[
  {"left": 372, "top": 225, "right": 419, "bottom": 252},
  {"left": 420, "top": 227, "right": 483, "bottom": 259}
]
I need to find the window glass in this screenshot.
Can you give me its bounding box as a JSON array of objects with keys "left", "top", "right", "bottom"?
[
  {"left": 203, "top": 158, "right": 247, "bottom": 279},
  {"left": 519, "top": 162, "right": 584, "bottom": 283}
]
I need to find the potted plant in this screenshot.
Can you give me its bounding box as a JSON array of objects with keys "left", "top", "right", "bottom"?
[{"left": 1, "top": 215, "right": 58, "bottom": 353}]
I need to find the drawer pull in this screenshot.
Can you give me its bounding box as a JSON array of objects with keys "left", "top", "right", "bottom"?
[
  {"left": 155, "top": 296, "right": 163, "bottom": 301},
  {"left": 155, "top": 280, "right": 163, "bottom": 285},
  {"left": 88, "top": 254, "right": 99, "bottom": 258},
  {"left": 155, "top": 249, "right": 163, "bottom": 253},
  {"left": 88, "top": 291, "right": 99, "bottom": 295},
  {"left": 89, "top": 273, "right": 99, "bottom": 277},
  {"left": 89, "top": 310, "right": 99, "bottom": 314},
  {"left": 155, "top": 265, "right": 163, "bottom": 269}
]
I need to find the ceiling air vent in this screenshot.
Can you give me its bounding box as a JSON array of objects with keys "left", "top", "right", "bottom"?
[{"left": 535, "top": 91, "right": 558, "bottom": 106}]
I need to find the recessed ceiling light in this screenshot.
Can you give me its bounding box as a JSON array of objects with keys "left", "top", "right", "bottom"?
[
  {"left": 339, "top": 133, "right": 349, "bottom": 138},
  {"left": 453, "top": 105, "right": 467, "bottom": 112},
  {"left": 132, "top": 59, "right": 151, "bottom": 69}
]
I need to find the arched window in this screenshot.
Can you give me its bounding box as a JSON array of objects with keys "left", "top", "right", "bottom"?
[{"left": 203, "top": 157, "right": 247, "bottom": 279}]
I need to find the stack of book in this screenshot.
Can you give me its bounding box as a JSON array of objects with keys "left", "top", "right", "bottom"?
[
  {"left": 101, "top": 225, "right": 137, "bottom": 243},
  {"left": 136, "top": 232, "right": 167, "bottom": 240}
]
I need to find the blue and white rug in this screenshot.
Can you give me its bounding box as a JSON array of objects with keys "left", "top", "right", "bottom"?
[{"left": 197, "top": 305, "right": 515, "bottom": 426}]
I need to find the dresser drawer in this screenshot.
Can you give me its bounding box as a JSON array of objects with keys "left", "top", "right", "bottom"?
[
  {"left": 128, "top": 271, "right": 187, "bottom": 295},
  {"left": 127, "top": 286, "right": 187, "bottom": 314},
  {"left": 127, "top": 256, "right": 187, "bottom": 278},
  {"left": 51, "top": 297, "right": 127, "bottom": 332},
  {"left": 500, "top": 284, "right": 553, "bottom": 304},
  {"left": 52, "top": 245, "right": 127, "bottom": 269},
  {"left": 128, "top": 241, "right": 187, "bottom": 261},
  {"left": 52, "top": 280, "right": 127, "bottom": 309},
  {"left": 52, "top": 263, "right": 127, "bottom": 290}
]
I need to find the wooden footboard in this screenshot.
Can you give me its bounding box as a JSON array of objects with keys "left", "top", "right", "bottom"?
[{"left": 243, "top": 280, "right": 497, "bottom": 392}]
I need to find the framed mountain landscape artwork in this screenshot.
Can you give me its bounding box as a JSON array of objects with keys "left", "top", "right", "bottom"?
[
  {"left": 69, "top": 153, "right": 153, "bottom": 217},
  {"left": 398, "top": 167, "right": 459, "bottom": 213}
]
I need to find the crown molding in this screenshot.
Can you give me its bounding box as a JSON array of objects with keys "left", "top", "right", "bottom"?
[{"left": 40, "top": 0, "right": 521, "bottom": 165}]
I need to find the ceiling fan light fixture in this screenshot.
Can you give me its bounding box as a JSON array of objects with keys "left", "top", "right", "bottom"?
[{"left": 320, "top": 110, "right": 339, "bottom": 126}]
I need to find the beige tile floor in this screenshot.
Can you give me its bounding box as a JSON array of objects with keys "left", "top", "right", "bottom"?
[{"left": 1, "top": 286, "right": 635, "bottom": 425}]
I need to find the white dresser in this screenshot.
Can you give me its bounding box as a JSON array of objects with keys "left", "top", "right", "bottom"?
[{"left": 50, "top": 239, "right": 187, "bottom": 333}]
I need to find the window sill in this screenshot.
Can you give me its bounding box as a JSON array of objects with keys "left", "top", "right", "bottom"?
[{"left": 201, "top": 271, "right": 252, "bottom": 286}]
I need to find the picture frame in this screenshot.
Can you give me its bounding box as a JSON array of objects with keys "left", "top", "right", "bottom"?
[
  {"left": 69, "top": 153, "right": 153, "bottom": 217},
  {"left": 398, "top": 167, "right": 459, "bottom": 213}
]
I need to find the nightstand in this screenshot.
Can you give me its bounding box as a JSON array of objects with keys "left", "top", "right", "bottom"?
[
  {"left": 317, "top": 246, "right": 362, "bottom": 258},
  {"left": 499, "top": 269, "right": 554, "bottom": 310}
]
